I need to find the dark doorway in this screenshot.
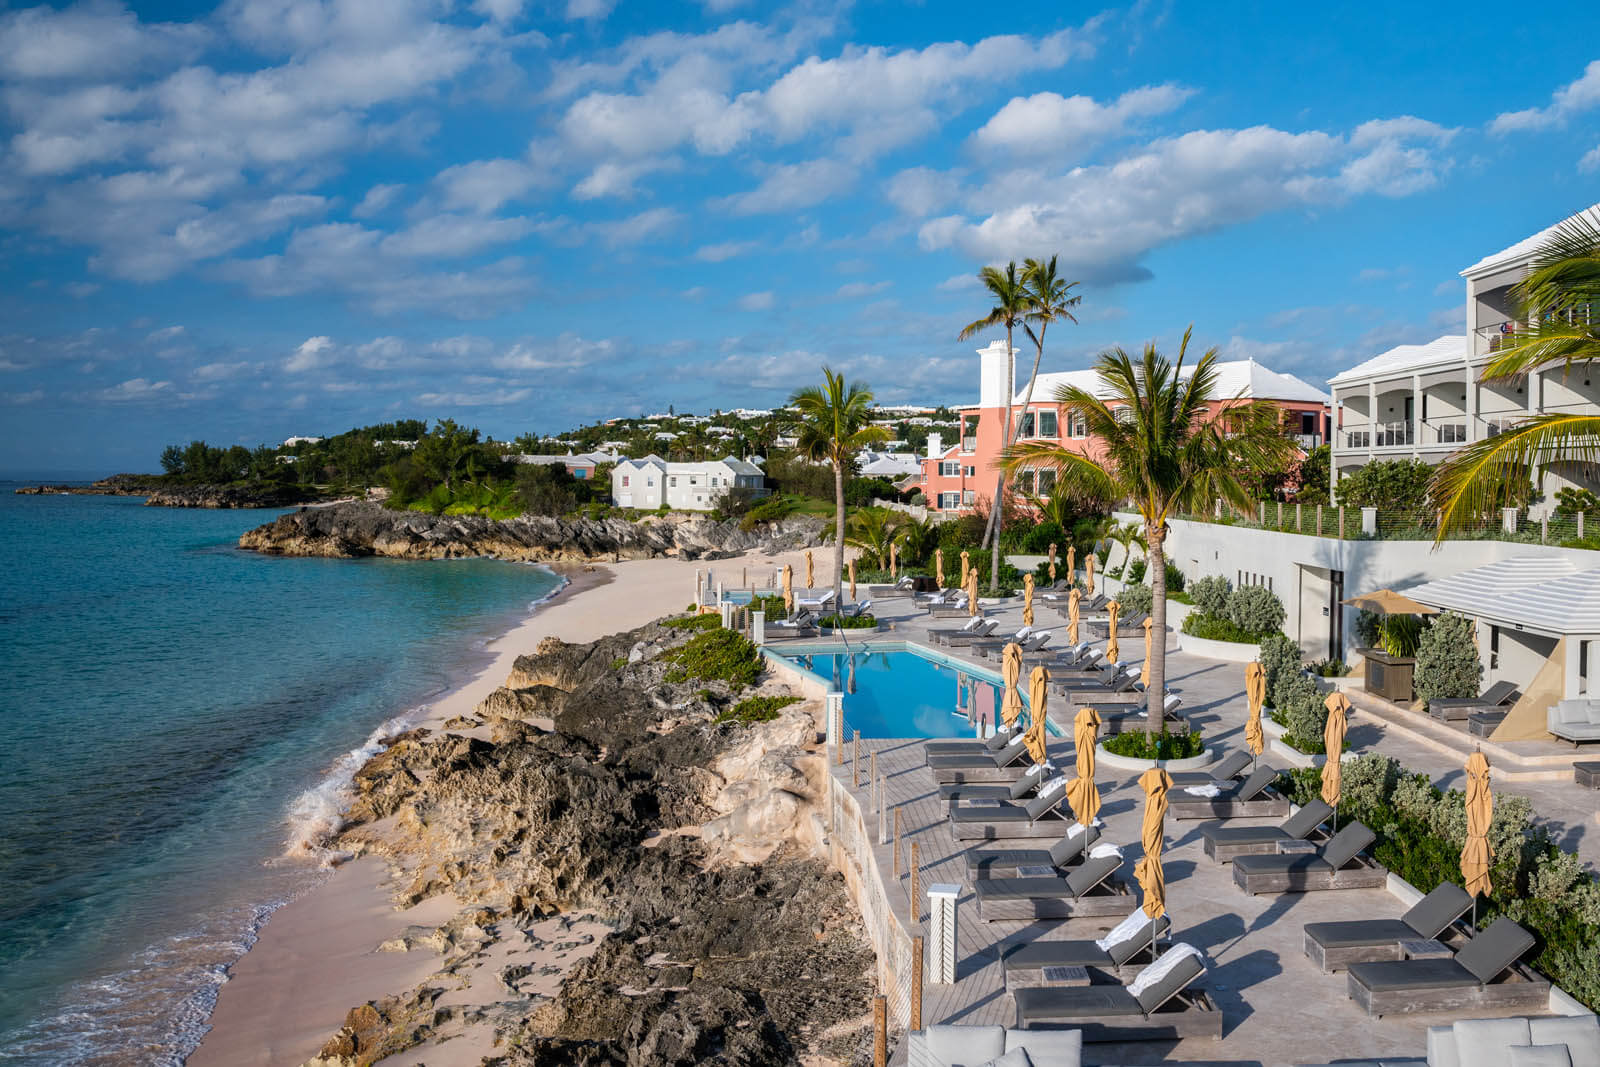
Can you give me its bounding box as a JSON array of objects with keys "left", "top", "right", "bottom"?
[{"left": 1329, "top": 569, "right": 1345, "bottom": 661}]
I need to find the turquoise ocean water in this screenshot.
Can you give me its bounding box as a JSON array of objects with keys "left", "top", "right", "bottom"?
[{"left": 0, "top": 486, "right": 564, "bottom": 1065}]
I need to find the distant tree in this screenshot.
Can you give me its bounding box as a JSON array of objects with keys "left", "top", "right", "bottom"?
[
  {"left": 1334, "top": 459, "right": 1433, "bottom": 513},
  {"left": 159, "top": 444, "right": 185, "bottom": 475},
  {"left": 515, "top": 464, "right": 579, "bottom": 517},
  {"left": 413, "top": 419, "right": 481, "bottom": 492},
  {"left": 1293, "top": 445, "right": 1332, "bottom": 505}
]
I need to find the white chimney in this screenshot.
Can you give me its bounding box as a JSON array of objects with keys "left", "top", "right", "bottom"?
[
  {"left": 977, "top": 339, "right": 1015, "bottom": 409},
  {"left": 927, "top": 432, "right": 943, "bottom": 460}
]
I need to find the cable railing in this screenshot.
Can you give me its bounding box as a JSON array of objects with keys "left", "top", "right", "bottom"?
[{"left": 1175, "top": 499, "right": 1599, "bottom": 547}]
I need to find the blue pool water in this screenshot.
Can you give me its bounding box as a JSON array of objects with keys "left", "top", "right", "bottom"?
[
  {"left": 783, "top": 648, "right": 1031, "bottom": 739},
  {"left": 0, "top": 486, "right": 565, "bottom": 1065}
]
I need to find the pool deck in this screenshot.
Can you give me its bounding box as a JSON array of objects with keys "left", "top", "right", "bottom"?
[{"left": 772, "top": 589, "right": 1590, "bottom": 1066}]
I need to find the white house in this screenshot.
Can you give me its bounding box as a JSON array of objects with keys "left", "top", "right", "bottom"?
[
  {"left": 611, "top": 455, "right": 767, "bottom": 511},
  {"left": 1330, "top": 203, "right": 1600, "bottom": 499},
  {"left": 857, "top": 450, "right": 924, "bottom": 479}
]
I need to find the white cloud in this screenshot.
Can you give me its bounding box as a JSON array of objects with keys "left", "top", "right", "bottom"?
[
  {"left": 146, "top": 325, "right": 186, "bottom": 342},
  {"left": 1581, "top": 144, "right": 1600, "bottom": 173},
  {"left": 717, "top": 158, "right": 855, "bottom": 215},
  {"left": 885, "top": 167, "right": 963, "bottom": 217},
  {"left": 587, "top": 207, "right": 682, "bottom": 247},
  {"left": 285, "top": 335, "right": 334, "bottom": 373},
  {"left": 835, "top": 281, "right": 890, "bottom": 298},
  {"left": 971, "top": 84, "right": 1193, "bottom": 157},
  {"left": 192, "top": 360, "right": 255, "bottom": 381},
  {"left": 352, "top": 183, "right": 403, "bottom": 218},
  {"left": 937, "top": 273, "right": 980, "bottom": 292},
  {"left": 473, "top": 0, "right": 528, "bottom": 23},
  {"left": 566, "top": 0, "right": 617, "bottom": 19},
  {"left": 433, "top": 159, "right": 544, "bottom": 215},
  {"left": 2, "top": 389, "right": 45, "bottom": 405},
  {"left": 380, "top": 214, "right": 534, "bottom": 258},
  {"left": 738, "top": 290, "right": 776, "bottom": 311},
  {"left": 0, "top": 3, "right": 206, "bottom": 81},
  {"left": 1490, "top": 60, "right": 1600, "bottom": 134},
  {"left": 98, "top": 377, "right": 173, "bottom": 402},
  {"left": 416, "top": 386, "right": 533, "bottom": 406},
  {"left": 695, "top": 240, "right": 757, "bottom": 262}
]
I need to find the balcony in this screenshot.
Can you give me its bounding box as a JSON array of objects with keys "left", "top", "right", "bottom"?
[
  {"left": 1289, "top": 432, "right": 1322, "bottom": 451},
  {"left": 960, "top": 436, "right": 977, "bottom": 452},
  {"left": 1340, "top": 422, "right": 1412, "bottom": 451}
]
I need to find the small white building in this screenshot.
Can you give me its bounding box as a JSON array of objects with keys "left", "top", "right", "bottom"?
[
  {"left": 858, "top": 450, "right": 924, "bottom": 479},
  {"left": 611, "top": 455, "right": 767, "bottom": 511},
  {"left": 282, "top": 435, "right": 323, "bottom": 447}
]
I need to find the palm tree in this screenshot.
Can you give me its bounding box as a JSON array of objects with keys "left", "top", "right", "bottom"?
[
  {"left": 1000, "top": 330, "right": 1294, "bottom": 737},
  {"left": 1431, "top": 212, "right": 1600, "bottom": 536},
  {"left": 791, "top": 368, "right": 892, "bottom": 610},
  {"left": 958, "top": 262, "right": 1029, "bottom": 592},
  {"left": 1014, "top": 255, "right": 1082, "bottom": 446},
  {"left": 842, "top": 507, "right": 902, "bottom": 569},
  {"left": 1107, "top": 521, "right": 1147, "bottom": 576},
  {"left": 896, "top": 514, "right": 941, "bottom": 568}
]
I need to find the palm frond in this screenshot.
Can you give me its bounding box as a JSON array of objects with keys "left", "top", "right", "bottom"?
[{"left": 1430, "top": 413, "right": 1600, "bottom": 538}]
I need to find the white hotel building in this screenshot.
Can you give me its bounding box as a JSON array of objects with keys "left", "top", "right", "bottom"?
[
  {"left": 610, "top": 455, "right": 766, "bottom": 511},
  {"left": 1329, "top": 203, "right": 1600, "bottom": 502}
]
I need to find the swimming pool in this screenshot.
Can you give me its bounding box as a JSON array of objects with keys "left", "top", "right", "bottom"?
[{"left": 776, "top": 645, "right": 1049, "bottom": 739}]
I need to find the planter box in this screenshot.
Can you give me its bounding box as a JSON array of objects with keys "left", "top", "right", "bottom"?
[
  {"left": 818, "top": 622, "right": 885, "bottom": 636},
  {"left": 1176, "top": 631, "right": 1263, "bottom": 662},
  {"left": 1270, "top": 737, "right": 1327, "bottom": 769},
  {"left": 1095, "top": 741, "right": 1214, "bottom": 773},
  {"left": 1262, "top": 714, "right": 1286, "bottom": 741}
]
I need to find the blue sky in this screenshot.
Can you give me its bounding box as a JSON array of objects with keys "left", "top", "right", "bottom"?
[{"left": 2, "top": 0, "right": 1598, "bottom": 474}]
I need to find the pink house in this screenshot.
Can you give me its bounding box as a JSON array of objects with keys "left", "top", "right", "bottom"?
[{"left": 918, "top": 340, "right": 1330, "bottom": 513}]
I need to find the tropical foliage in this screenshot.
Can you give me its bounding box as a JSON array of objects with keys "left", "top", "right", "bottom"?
[{"left": 1414, "top": 612, "right": 1482, "bottom": 710}]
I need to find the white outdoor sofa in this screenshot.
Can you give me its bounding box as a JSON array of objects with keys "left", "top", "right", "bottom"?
[
  {"left": 904, "top": 1025, "right": 1083, "bottom": 1067},
  {"left": 1293, "top": 1013, "right": 1600, "bottom": 1067},
  {"left": 1549, "top": 699, "right": 1600, "bottom": 743}
]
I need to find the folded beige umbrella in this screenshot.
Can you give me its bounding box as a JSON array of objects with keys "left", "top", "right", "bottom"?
[
  {"left": 805, "top": 550, "right": 814, "bottom": 590},
  {"left": 1462, "top": 751, "right": 1494, "bottom": 914},
  {"left": 966, "top": 566, "right": 979, "bottom": 617},
  {"left": 1048, "top": 542, "right": 1058, "bottom": 583},
  {"left": 1085, "top": 552, "right": 1096, "bottom": 595},
  {"left": 890, "top": 541, "right": 898, "bottom": 579},
  {"left": 1140, "top": 617, "right": 1154, "bottom": 687},
  {"left": 935, "top": 547, "right": 945, "bottom": 588},
  {"left": 1066, "top": 546, "right": 1076, "bottom": 585},
  {"left": 782, "top": 564, "right": 794, "bottom": 615},
  {"left": 1244, "top": 661, "right": 1266, "bottom": 758},
  {"left": 1023, "top": 573, "right": 1035, "bottom": 628},
  {"left": 1136, "top": 767, "right": 1173, "bottom": 920},
  {"left": 960, "top": 549, "right": 971, "bottom": 588},
  {"left": 1105, "top": 599, "right": 1121, "bottom": 664},
  {"left": 1322, "top": 691, "right": 1350, "bottom": 815},
  {"left": 849, "top": 558, "right": 857, "bottom": 602},
  {"left": 1067, "top": 706, "right": 1101, "bottom": 825},
  {"left": 1022, "top": 665, "right": 1050, "bottom": 765},
  {"left": 1067, "top": 588, "right": 1081, "bottom": 646},
  {"left": 1000, "top": 643, "right": 1024, "bottom": 729}
]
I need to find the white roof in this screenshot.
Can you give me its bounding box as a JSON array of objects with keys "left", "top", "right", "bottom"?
[
  {"left": 1405, "top": 556, "right": 1600, "bottom": 635},
  {"left": 1327, "top": 335, "right": 1468, "bottom": 386},
  {"left": 1015, "top": 358, "right": 1328, "bottom": 406},
  {"left": 1461, "top": 203, "right": 1600, "bottom": 278},
  {"left": 859, "top": 451, "right": 923, "bottom": 477}
]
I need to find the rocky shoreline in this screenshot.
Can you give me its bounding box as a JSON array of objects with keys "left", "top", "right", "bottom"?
[
  {"left": 16, "top": 474, "right": 331, "bottom": 508},
  {"left": 300, "top": 616, "right": 875, "bottom": 1066},
  {"left": 239, "top": 500, "right": 827, "bottom": 563}
]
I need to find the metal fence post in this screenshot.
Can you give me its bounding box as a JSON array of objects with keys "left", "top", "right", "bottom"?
[
  {"left": 1258, "top": 501, "right": 1266, "bottom": 525},
  {"left": 1277, "top": 501, "right": 1284, "bottom": 529},
  {"left": 878, "top": 776, "right": 888, "bottom": 844},
  {"left": 1581, "top": 512, "right": 1587, "bottom": 540}
]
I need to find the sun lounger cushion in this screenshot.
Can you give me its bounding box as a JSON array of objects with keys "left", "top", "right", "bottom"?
[
  {"left": 1400, "top": 881, "right": 1474, "bottom": 938},
  {"left": 1455, "top": 917, "right": 1537, "bottom": 984},
  {"left": 1280, "top": 799, "right": 1335, "bottom": 837},
  {"left": 915, "top": 1024, "right": 1006, "bottom": 1067},
  {"left": 1001, "top": 1029, "right": 1083, "bottom": 1067},
  {"left": 1047, "top": 823, "right": 1096, "bottom": 867},
  {"left": 1013, "top": 984, "right": 1146, "bottom": 1021},
  {"left": 1354, "top": 957, "right": 1480, "bottom": 994},
  {"left": 1305, "top": 882, "right": 1474, "bottom": 954},
  {"left": 1127, "top": 945, "right": 1204, "bottom": 1010},
  {"left": 1321, "top": 821, "right": 1377, "bottom": 869},
  {"left": 1455, "top": 1018, "right": 1534, "bottom": 1067},
  {"left": 979, "top": 854, "right": 1120, "bottom": 903},
  {"left": 1222, "top": 766, "right": 1278, "bottom": 801},
  {"left": 1169, "top": 750, "right": 1250, "bottom": 786},
  {"left": 1507, "top": 1045, "right": 1572, "bottom": 1067}
]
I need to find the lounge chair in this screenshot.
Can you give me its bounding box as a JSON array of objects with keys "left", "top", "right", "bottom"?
[
  {"left": 1015, "top": 633, "right": 1057, "bottom": 662},
  {"left": 927, "top": 617, "right": 996, "bottom": 645},
  {"left": 950, "top": 778, "right": 1074, "bottom": 840},
  {"left": 763, "top": 610, "right": 818, "bottom": 639},
  {"left": 838, "top": 598, "right": 872, "bottom": 618},
  {"left": 902, "top": 1025, "right": 1083, "bottom": 1067},
  {"left": 1201, "top": 799, "right": 1334, "bottom": 864},
  {"left": 1011, "top": 943, "right": 1222, "bottom": 1040},
  {"left": 1095, "top": 693, "right": 1190, "bottom": 737},
  {"left": 1002, "top": 911, "right": 1172, "bottom": 984},
  {"left": 1427, "top": 679, "right": 1520, "bottom": 722},
  {"left": 926, "top": 598, "right": 976, "bottom": 619},
  {"left": 1346, "top": 917, "right": 1549, "bottom": 1017},
  {"left": 1232, "top": 820, "right": 1387, "bottom": 895},
  {"left": 1425, "top": 1016, "right": 1600, "bottom": 1067},
  {"left": 865, "top": 575, "right": 914, "bottom": 597},
  {"left": 937, "top": 764, "right": 1048, "bottom": 813},
  {"left": 965, "top": 626, "right": 1034, "bottom": 655},
  {"left": 1168, "top": 749, "right": 1252, "bottom": 787},
  {"left": 1304, "top": 881, "right": 1473, "bottom": 972},
  {"left": 974, "top": 848, "right": 1129, "bottom": 919},
  {"left": 922, "top": 721, "right": 1020, "bottom": 758},
  {"left": 965, "top": 821, "right": 1099, "bottom": 877},
  {"left": 1169, "top": 765, "right": 1287, "bottom": 821},
  {"left": 925, "top": 736, "right": 1034, "bottom": 783},
  {"left": 1055, "top": 666, "right": 1138, "bottom": 695},
  {"left": 1548, "top": 698, "right": 1600, "bottom": 744},
  {"left": 1043, "top": 641, "right": 1096, "bottom": 668},
  {"left": 1086, "top": 611, "right": 1151, "bottom": 638},
  {"left": 979, "top": 631, "right": 1051, "bottom": 659},
  {"left": 795, "top": 589, "right": 836, "bottom": 611}
]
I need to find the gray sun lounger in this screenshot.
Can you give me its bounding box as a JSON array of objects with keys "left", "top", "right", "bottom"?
[
  {"left": 1002, "top": 913, "right": 1171, "bottom": 984},
  {"left": 1095, "top": 694, "right": 1192, "bottom": 736},
  {"left": 1428, "top": 680, "right": 1521, "bottom": 722},
  {"left": 925, "top": 736, "right": 1033, "bottom": 784},
  {"left": 1233, "top": 820, "right": 1386, "bottom": 895},
  {"left": 865, "top": 576, "right": 915, "bottom": 597},
  {"left": 1346, "top": 917, "right": 1549, "bottom": 1017},
  {"left": 938, "top": 766, "right": 1047, "bottom": 813},
  {"left": 974, "top": 851, "right": 1129, "bottom": 920},
  {"left": 930, "top": 618, "right": 1000, "bottom": 645},
  {"left": 1305, "top": 882, "right": 1474, "bottom": 972},
  {"left": 923, "top": 724, "right": 1022, "bottom": 758},
  {"left": 950, "top": 782, "right": 1073, "bottom": 841},
  {"left": 1202, "top": 799, "right": 1333, "bottom": 863},
  {"left": 1170, "top": 766, "right": 1287, "bottom": 820},
  {"left": 1168, "top": 749, "right": 1252, "bottom": 787},
  {"left": 966, "top": 822, "right": 1101, "bottom": 877},
  {"left": 1011, "top": 946, "right": 1221, "bottom": 1040}
]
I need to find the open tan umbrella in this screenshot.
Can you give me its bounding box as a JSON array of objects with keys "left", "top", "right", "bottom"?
[
  {"left": 1462, "top": 751, "right": 1494, "bottom": 918},
  {"left": 1322, "top": 691, "right": 1349, "bottom": 815},
  {"left": 1085, "top": 552, "right": 1096, "bottom": 596},
  {"left": 935, "top": 548, "right": 945, "bottom": 589},
  {"left": 1067, "top": 706, "right": 1101, "bottom": 825},
  {"left": 1000, "top": 643, "right": 1024, "bottom": 729},
  {"left": 966, "top": 566, "right": 979, "bottom": 617},
  {"left": 849, "top": 558, "right": 857, "bottom": 602},
  {"left": 1023, "top": 573, "right": 1035, "bottom": 627},
  {"left": 1067, "top": 588, "right": 1082, "bottom": 646},
  {"left": 1105, "top": 600, "right": 1122, "bottom": 664},
  {"left": 1340, "top": 589, "right": 1438, "bottom": 616},
  {"left": 1048, "top": 542, "right": 1058, "bottom": 584},
  {"left": 1140, "top": 617, "right": 1154, "bottom": 687},
  {"left": 781, "top": 564, "right": 794, "bottom": 615},
  {"left": 960, "top": 549, "right": 971, "bottom": 588},
  {"left": 805, "top": 550, "right": 815, "bottom": 590},
  {"left": 1065, "top": 546, "right": 1076, "bottom": 586},
  {"left": 1022, "top": 666, "right": 1049, "bottom": 765},
  {"left": 1244, "top": 661, "right": 1267, "bottom": 759},
  {"left": 1136, "top": 767, "right": 1173, "bottom": 920},
  {"left": 890, "top": 541, "right": 898, "bottom": 579}
]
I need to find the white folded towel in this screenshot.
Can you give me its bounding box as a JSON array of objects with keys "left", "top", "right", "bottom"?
[
  {"left": 1095, "top": 909, "right": 1149, "bottom": 952},
  {"left": 1065, "top": 821, "right": 1087, "bottom": 839},
  {"left": 1038, "top": 775, "right": 1068, "bottom": 798},
  {"left": 1128, "top": 943, "right": 1204, "bottom": 998},
  {"left": 1088, "top": 842, "right": 1124, "bottom": 860},
  {"left": 1183, "top": 784, "right": 1222, "bottom": 798}
]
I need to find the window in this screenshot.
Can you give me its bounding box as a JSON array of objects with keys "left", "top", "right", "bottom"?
[
  {"left": 574, "top": 469, "right": 587, "bottom": 479},
  {"left": 939, "top": 461, "right": 960, "bottom": 477},
  {"left": 670, "top": 476, "right": 678, "bottom": 487},
  {"left": 962, "top": 489, "right": 975, "bottom": 505},
  {"left": 1036, "top": 469, "right": 1056, "bottom": 494},
  {"left": 1017, "top": 469, "right": 1035, "bottom": 494},
  {"left": 647, "top": 478, "right": 655, "bottom": 487},
  {"left": 710, "top": 476, "right": 719, "bottom": 487},
  {"left": 1017, "top": 411, "right": 1059, "bottom": 439},
  {"left": 938, "top": 492, "right": 961, "bottom": 509},
  {"left": 963, "top": 466, "right": 975, "bottom": 478},
  {"left": 622, "top": 475, "right": 630, "bottom": 487},
  {"left": 1038, "top": 410, "right": 1058, "bottom": 437},
  {"left": 1069, "top": 415, "right": 1088, "bottom": 438}
]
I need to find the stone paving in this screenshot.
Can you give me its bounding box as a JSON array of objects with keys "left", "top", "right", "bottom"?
[{"left": 767, "top": 588, "right": 1590, "bottom": 1066}]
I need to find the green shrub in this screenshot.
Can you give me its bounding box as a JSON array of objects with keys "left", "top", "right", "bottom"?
[
  {"left": 662, "top": 612, "right": 722, "bottom": 631},
  {"left": 1102, "top": 730, "right": 1205, "bottom": 761},
  {"left": 715, "top": 694, "right": 802, "bottom": 725},
  {"left": 1258, "top": 633, "right": 1303, "bottom": 707},
  {"left": 1180, "top": 612, "right": 1275, "bottom": 644},
  {"left": 1189, "top": 575, "right": 1231, "bottom": 618},
  {"left": 1125, "top": 558, "right": 1147, "bottom": 584},
  {"left": 1020, "top": 521, "right": 1066, "bottom": 554},
  {"left": 1163, "top": 561, "right": 1185, "bottom": 592},
  {"left": 1414, "top": 611, "right": 1481, "bottom": 710},
  {"left": 662, "top": 628, "right": 764, "bottom": 688},
  {"left": 1275, "top": 671, "right": 1330, "bottom": 752},
  {"left": 818, "top": 613, "right": 878, "bottom": 629},
  {"left": 1354, "top": 609, "right": 1382, "bottom": 649},
  {"left": 1226, "top": 584, "right": 1286, "bottom": 634},
  {"left": 1115, "top": 583, "right": 1152, "bottom": 616},
  {"left": 611, "top": 656, "right": 628, "bottom": 670},
  {"left": 1379, "top": 614, "right": 1425, "bottom": 657},
  {"left": 1333, "top": 458, "right": 1433, "bottom": 511},
  {"left": 739, "top": 494, "right": 800, "bottom": 531}
]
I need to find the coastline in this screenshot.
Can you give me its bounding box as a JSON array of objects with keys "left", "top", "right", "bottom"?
[{"left": 191, "top": 547, "right": 816, "bottom": 1067}]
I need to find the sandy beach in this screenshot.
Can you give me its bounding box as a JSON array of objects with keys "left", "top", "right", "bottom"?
[{"left": 191, "top": 544, "right": 829, "bottom": 1067}]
